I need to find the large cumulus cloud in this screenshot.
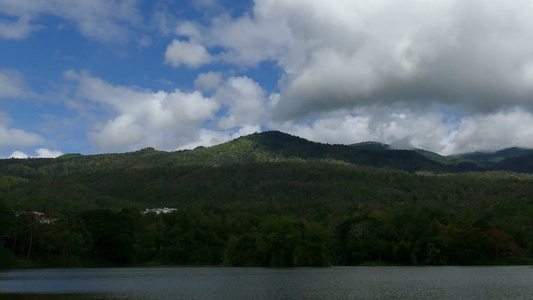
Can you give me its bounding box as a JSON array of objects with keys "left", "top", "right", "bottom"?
[
  {"left": 258, "top": 0, "right": 533, "bottom": 119},
  {"left": 65, "top": 70, "right": 268, "bottom": 152},
  {"left": 171, "top": 0, "right": 533, "bottom": 153},
  {"left": 6, "top": 0, "right": 533, "bottom": 156},
  {"left": 65, "top": 70, "right": 221, "bottom": 151}
]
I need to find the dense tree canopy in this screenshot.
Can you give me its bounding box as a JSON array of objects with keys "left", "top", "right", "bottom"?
[{"left": 2, "top": 132, "right": 533, "bottom": 267}]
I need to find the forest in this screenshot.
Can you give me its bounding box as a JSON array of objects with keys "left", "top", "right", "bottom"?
[{"left": 1, "top": 131, "right": 533, "bottom": 268}]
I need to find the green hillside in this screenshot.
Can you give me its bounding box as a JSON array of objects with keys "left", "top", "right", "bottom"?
[
  {"left": 2, "top": 131, "right": 531, "bottom": 177},
  {"left": 493, "top": 153, "right": 533, "bottom": 173},
  {"left": 172, "top": 131, "right": 450, "bottom": 173},
  {"left": 454, "top": 147, "right": 533, "bottom": 163},
  {"left": 1, "top": 131, "right": 533, "bottom": 268},
  {"left": 350, "top": 141, "right": 390, "bottom": 151}
]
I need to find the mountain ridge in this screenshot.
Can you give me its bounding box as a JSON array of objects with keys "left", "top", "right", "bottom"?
[{"left": 2, "top": 130, "right": 533, "bottom": 174}]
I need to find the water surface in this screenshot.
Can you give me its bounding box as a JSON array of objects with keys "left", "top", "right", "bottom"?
[{"left": 1, "top": 266, "right": 532, "bottom": 299}]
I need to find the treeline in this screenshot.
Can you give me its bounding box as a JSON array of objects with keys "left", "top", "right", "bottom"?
[
  {"left": 4, "top": 161, "right": 533, "bottom": 218},
  {"left": 1, "top": 199, "right": 531, "bottom": 268},
  {"left": 0, "top": 206, "right": 329, "bottom": 267},
  {"left": 2, "top": 146, "right": 533, "bottom": 267}
]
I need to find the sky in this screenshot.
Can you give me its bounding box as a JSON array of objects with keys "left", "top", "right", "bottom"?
[{"left": 2, "top": 0, "right": 533, "bottom": 158}]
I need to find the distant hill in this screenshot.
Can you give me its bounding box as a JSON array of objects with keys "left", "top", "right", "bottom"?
[
  {"left": 2, "top": 131, "right": 533, "bottom": 178},
  {"left": 440, "top": 147, "right": 533, "bottom": 172},
  {"left": 172, "top": 131, "right": 449, "bottom": 173},
  {"left": 350, "top": 141, "right": 533, "bottom": 173},
  {"left": 451, "top": 147, "right": 533, "bottom": 163},
  {"left": 350, "top": 141, "right": 390, "bottom": 151},
  {"left": 492, "top": 153, "right": 533, "bottom": 173},
  {"left": 358, "top": 144, "right": 533, "bottom": 173}
]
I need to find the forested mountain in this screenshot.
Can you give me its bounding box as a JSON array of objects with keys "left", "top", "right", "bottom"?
[
  {"left": 454, "top": 147, "right": 533, "bottom": 163},
  {"left": 179, "top": 131, "right": 449, "bottom": 172},
  {"left": 1, "top": 131, "right": 533, "bottom": 268},
  {"left": 492, "top": 153, "right": 533, "bottom": 173},
  {"left": 1, "top": 131, "right": 531, "bottom": 176}
]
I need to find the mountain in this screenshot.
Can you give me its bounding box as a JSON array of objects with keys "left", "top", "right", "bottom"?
[
  {"left": 365, "top": 144, "right": 533, "bottom": 173},
  {"left": 492, "top": 153, "right": 533, "bottom": 173},
  {"left": 2, "top": 131, "right": 533, "bottom": 177},
  {"left": 437, "top": 147, "right": 533, "bottom": 172},
  {"left": 0, "top": 130, "right": 454, "bottom": 213},
  {"left": 172, "top": 131, "right": 449, "bottom": 173},
  {"left": 350, "top": 141, "right": 390, "bottom": 151},
  {"left": 451, "top": 147, "right": 533, "bottom": 163},
  {"left": 350, "top": 140, "right": 533, "bottom": 173},
  {"left": 4, "top": 130, "right": 533, "bottom": 268}
]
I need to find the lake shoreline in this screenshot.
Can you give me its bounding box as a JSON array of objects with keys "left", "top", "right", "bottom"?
[{"left": 2, "top": 258, "right": 532, "bottom": 271}]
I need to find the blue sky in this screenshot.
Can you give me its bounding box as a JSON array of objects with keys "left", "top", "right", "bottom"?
[{"left": 2, "top": 0, "right": 533, "bottom": 158}]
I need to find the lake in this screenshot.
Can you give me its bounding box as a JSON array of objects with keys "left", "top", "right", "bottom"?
[{"left": 1, "top": 266, "right": 532, "bottom": 299}]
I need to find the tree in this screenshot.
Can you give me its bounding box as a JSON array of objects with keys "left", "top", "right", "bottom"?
[
  {"left": 224, "top": 233, "right": 261, "bottom": 266},
  {"left": 256, "top": 215, "right": 302, "bottom": 267},
  {"left": 39, "top": 229, "right": 85, "bottom": 257},
  {"left": 333, "top": 214, "right": 387, "bottom": 265},
  {"left": 81, "top": 209, "right": 137, "bottom": 264},
  {"left": 0, "top": 198, "right": 13, "bottom": 248},
  {"left": 293, "top": 223, "right": 330, "bottom": 266},
  {"left": 161, "top": 208, "right": 227, "bottom": 265}
]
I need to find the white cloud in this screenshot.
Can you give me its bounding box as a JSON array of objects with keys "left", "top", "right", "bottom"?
[
  {"left": 281, "top": 108, "right": 459, "bottom": 155},
  {"left": 285, "top": 115, "right": 375, "bottom": 146},
  {"left": 0, "top": 68, "right": 31, "bottom": 98},
  {"left": 5, "top": 1, "right": 529, "bottom": 156},
  {"left": 9, "top": 151, "right": 29, "bottom": 159},
  {"left": 194, "top": 72, "right": 222, "bottom": 92},
  {"left": 177, "top": 125, "right": 261, "bottom": 150},
  {"left": 176, "top": 11, "right": 292, "bottom": 66},
  {"left": 164, "top": 39, "right": 212, "bottom": 68},
  {"left": 0, "top": 111, "right": 44, "bottom": 148},
  {"left": 449, "top": 109, "right": 533, "bottom": 154},
  {"left": 66, "top": 71, "right": 220, "bottom": 151},
  {"left": 89, "top": 115, "right": 145, "bottom": 149},
  {"left": 35, "top": 148, "right": 63, "bottom": 158},
  {"left": 70, "top": 66, "right": 529, "bottom": 156},
  {"left": 0, "top": 15, "right": 41, "bottom": 39},
  {"left": 0, "top": 0, "right": 140, "bottom": 42},
  {"left": 8, "top": 148, "right": 63, "bottom": 158},
  {"left": 0, "top": 73, "right": 49, "bottom": 154},
  {"left": 64, "top": 70, "right": 273, "bottom": 152},
  {"left": 215, "top": 76, "right": 266, "bottom": 129},
  {"left": 0, "top": 127, "right": 43, "bottom": 147},
  {"left": 277, "top": 106, "right": 533, "bottom": 156},
  {"left": 259, "top": 0, "right": 533, "bottom": 120},
  {"left": 176, "top": 1, "right": 533, "bottom": 118},
  {"left": 163, "top": 0, "right": 533, "bottom": 154}
]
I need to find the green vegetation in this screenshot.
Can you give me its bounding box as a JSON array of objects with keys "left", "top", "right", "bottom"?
[{"left": 2, "top": 131, "right": 533, "bottom": 268}]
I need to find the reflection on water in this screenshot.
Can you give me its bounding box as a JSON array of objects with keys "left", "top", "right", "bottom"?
[{"left": 1, "top": 266, "right": 532, "bottom": 299}]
